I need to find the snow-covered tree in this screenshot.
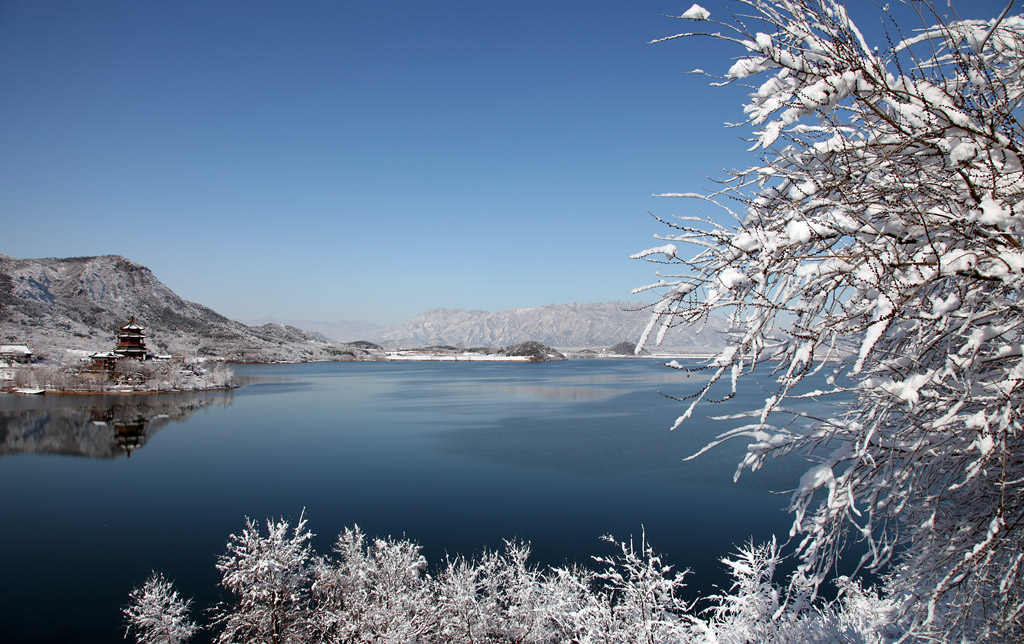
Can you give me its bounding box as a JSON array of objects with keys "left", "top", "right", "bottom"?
[
  {"left": 123, "top": 572, "right": 198, "bottom": 644},
  {"left": 634, "top": 1, "right": 1024, "bottom": 640},
  {"left": 587, "top": 532, "right": 696, "bottom": 643},
  {"left": 212, "top": 512, "right": 314, "bottom": 644},
  {"left": 461, "top": 540, "right": 549, "bottom": 643},
  {"left": 309, "top": 524, "right": 434, "bottom": 643},
  {"left": 432, "top": 541, "right": 553, "bottom": 644},
  {"left": 130, "top": 516, "right": 913, "bottom": 643}
]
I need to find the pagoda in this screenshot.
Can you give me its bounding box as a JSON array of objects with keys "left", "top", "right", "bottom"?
[{"left": 113, "top": 316, "right": 150, "bottom": 360}]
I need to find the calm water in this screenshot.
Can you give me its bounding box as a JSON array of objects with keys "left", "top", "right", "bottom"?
[{"left": 0, "top": 359, "right": 828, "bottom": 643}]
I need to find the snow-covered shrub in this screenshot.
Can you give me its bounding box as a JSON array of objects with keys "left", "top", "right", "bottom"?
[
  {"left": 635, "top": 1, "right": 1024, "bottom": 640},
  {"left": 587, "top": 532, "right": 697, "bottom": 643},
  {"left": 481, "top": 541, "right": 552, "bottom": 642},
  {"left": 134, "top": 516, "right": 941, "bottom": 643},
  {"left": 704, "top": 540, "right": 785, "bottom": 643},
  {"left": 310, "top": 525, "right": 433, "bottom": 643},
  {"left": 123, "top": 572, "right": 198, "bottom": 644},
  {"left": 212, "top": 513, "right": 314, "bottom": 644},
  {"left": 432, "top": 553, "right": 489, "bottom": 643}
]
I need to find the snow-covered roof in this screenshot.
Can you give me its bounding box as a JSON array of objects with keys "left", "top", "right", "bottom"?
[
  {"left": 0, "top": 345, "right": 32, "bottom": 355},
  {"left": 90, "top": 351, "right": 120, "bottom": 359}
]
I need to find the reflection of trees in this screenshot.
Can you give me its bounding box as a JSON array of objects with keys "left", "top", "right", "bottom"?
[{"left": 0, "top": 392, "right": 233, "bottom": 459}]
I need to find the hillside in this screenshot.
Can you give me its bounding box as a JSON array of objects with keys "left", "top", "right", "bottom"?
[{"left": 0, "top": 254, "right": 335, "bottom": 363}]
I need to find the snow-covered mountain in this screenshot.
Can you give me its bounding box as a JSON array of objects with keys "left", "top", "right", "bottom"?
[
  {"left": 372, "top": 302, "right": 728, "bottom": 349},
  {"left": 253, "top": 304, "right": 728, "bottom": 349},
  {"left": 0, "top": 254, "right": 335, "bottom": 362},
  {"left": 245, "top": 304, "right": 730, "bottom": 350},
  {"left": 1, "top": 253, "right": 725, "bottom": 359},
  {"left": 240, "top": 317, "right": 387, "bottom": 344}
]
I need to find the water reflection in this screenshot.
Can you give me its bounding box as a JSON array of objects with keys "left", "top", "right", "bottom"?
[
  {"left": 0, "top": 392, "right": 234, "bottom": 459},
  {"left": 401, "top": 364, "right": 713, "bottom": 404}
]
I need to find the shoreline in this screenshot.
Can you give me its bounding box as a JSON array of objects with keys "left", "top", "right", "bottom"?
[{"left": 2, "top": 384, "right": 238, "bottom": 397}]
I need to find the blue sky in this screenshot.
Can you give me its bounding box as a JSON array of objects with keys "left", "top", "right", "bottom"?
[{"left": 0, "top": 1, "right": 1011, "bottom": 324}]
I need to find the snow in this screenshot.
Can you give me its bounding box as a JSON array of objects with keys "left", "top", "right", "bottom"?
[
  {"left": 785, "top": 219, "right": 813, "bottom": 244},
  {"left": 718, "top": 267, "right": 749, "bottom": 289},
  {"left": 880, "top": 372, "right": 932, "bottom": 407},
  {"left": 796, "top": 465, "right": 836, "bottom": 502},
  {"left": 978, "top": 195, "right": 1011, "bottom": 225},
  {"left": 630, "top": 244, "right": 677, "bottom": 260},
  {"left": 680, "top": 4, "right": 709, "bottom": 20}
]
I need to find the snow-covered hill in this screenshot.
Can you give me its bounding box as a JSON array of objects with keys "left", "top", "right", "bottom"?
[{"left": 0, "top": 254, "right": 335, "bottom": 362}]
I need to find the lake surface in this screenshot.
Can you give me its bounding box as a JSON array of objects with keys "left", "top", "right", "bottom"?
[{"left": 0, "top": 359, "right": 829, "bottom": 643}]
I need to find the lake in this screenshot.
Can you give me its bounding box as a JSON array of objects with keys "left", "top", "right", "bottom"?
[{"left": 0, "top": 359, "right": 828, "bottom": 643}]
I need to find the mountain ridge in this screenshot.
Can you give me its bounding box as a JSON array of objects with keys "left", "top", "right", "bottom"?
[
  {"left": 252, "top": 302, "right": 728, "bottom": 350},
  {"left": 1, "top": 253, "right": 725, "bottom": 359}
]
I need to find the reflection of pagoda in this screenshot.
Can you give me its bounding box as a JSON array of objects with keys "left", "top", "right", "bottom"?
[
  {"left": 113, "top": 317, "right": 150, "bottom": 360},
  {"left": 113, "top": 418, "right": 148, "bottom": 457},
  {"left": 89, "top": 407, "right": 149, "bottom": 457}
]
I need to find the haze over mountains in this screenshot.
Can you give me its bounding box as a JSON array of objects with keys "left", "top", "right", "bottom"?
[{"left": 1, "top": 254, "right": 726, "bottom": 361}]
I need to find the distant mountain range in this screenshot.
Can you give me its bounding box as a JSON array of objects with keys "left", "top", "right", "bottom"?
[
  {"left": 240, "top": 317, "right": 388, "bottom": 344},
  {"left": 1, "top": 254, "right": 726, "bottom": 361},
  {"left": 247, "top": 303, "right": 728, "bottom": 350}
]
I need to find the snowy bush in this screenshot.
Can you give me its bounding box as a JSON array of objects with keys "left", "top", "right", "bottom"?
[
  {"left": 584, "top": 533, "right": 696, "bottom": 643},
  {"left": 310, "top": 525, "right": 434, "bottom": 643},
  {"left": 634, "top": 0, "right": 1024, "bottom": 640},
  {"left": 131, "top": 516, "right": 904, "bottom": 644},
  {"left": 212, "top": 514, "right": 315, "bottom": 644},
  {"left": 123, "top": 572, "right": 199, "bottom": 644}
]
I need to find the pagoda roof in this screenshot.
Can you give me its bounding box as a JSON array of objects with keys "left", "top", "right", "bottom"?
[{"left": 118, "top": 317, "right": 145, "bottom": 331}]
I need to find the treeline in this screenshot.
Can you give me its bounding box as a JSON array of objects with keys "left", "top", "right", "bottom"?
[
  {"left": 11, "top": 359, "right": 233, "bottom": 393},
  {"left": 124, "top": 515, "right": 902, "bottom": 644}
]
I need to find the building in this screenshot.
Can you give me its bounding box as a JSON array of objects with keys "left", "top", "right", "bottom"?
[
  {"left": 0, "top": 345, "right": 33, "bottom": 364},
  {"left": 88, "top": 350, "right": 121, "bottom": 373},
  {"left": 113, "top": 317, "right": 151, "bottom": 360}
]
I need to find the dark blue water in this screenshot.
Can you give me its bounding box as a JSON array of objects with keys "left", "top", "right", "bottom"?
[{"left": 0, "top": 359, "right": 831, "bottom": 643}]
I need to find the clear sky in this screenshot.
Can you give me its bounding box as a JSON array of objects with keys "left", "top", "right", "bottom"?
[{"left": 0, "top": 1, "right": 1011, "bottom": 325}]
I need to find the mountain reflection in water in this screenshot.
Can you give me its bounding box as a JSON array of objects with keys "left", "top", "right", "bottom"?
[{"left": 0, "top": 391, "right": 234, "bottom": 459}]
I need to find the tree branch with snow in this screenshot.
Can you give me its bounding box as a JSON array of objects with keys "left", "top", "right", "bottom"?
[{"left": 636, "top": 1, "right": 1024, "bottom": 640}]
